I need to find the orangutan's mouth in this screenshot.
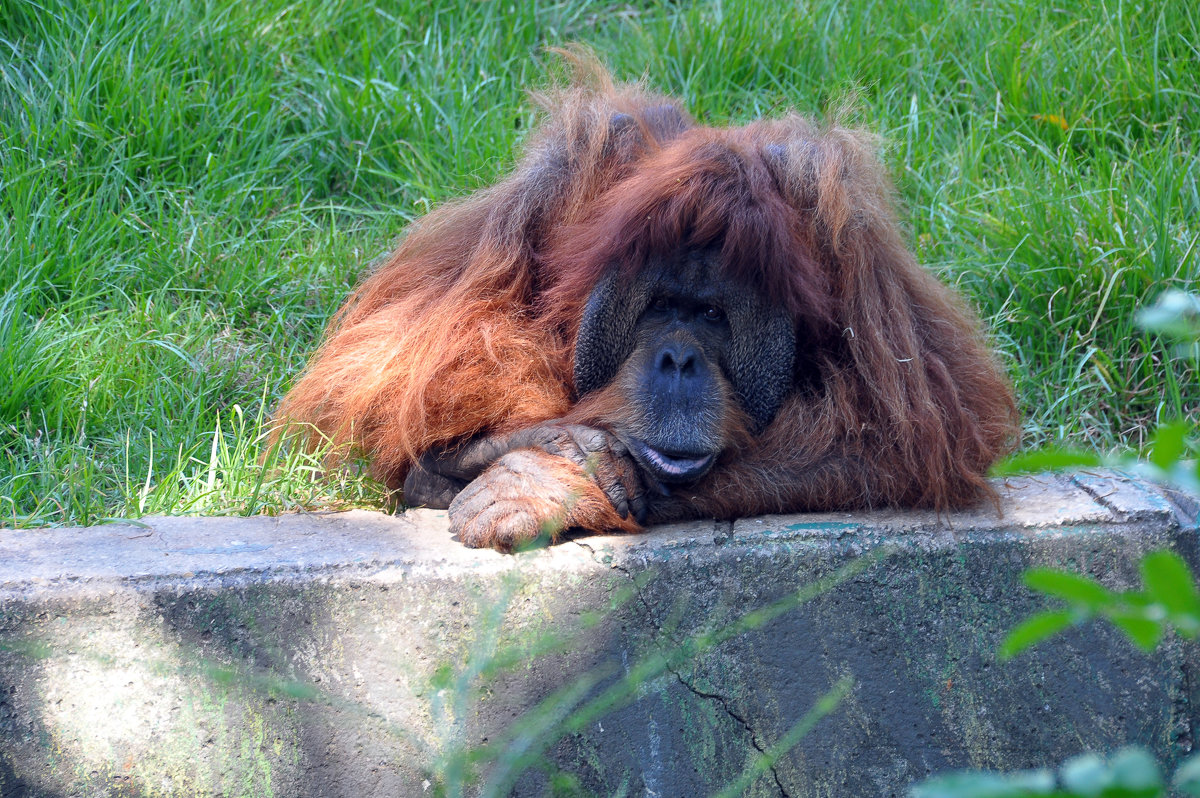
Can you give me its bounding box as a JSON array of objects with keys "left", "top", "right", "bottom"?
[{"left": 628, "top": 438, "right": 715, "bottom": 485}]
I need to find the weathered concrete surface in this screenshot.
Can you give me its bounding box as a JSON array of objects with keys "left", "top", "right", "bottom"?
[{"left": 0, "top": 471, "right": 1196, "bottom": 797}]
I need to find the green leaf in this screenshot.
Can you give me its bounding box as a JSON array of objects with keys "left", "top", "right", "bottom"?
[
  {"left": 1172, "top": 753, "right": 1200, "bottom": 796},
  {"left": 1140, "top": 551, "right": 1200, "bottom": 624},
  {"left": 1162, "top": 460, "right": 1200, "bottom": 497},
  {"left": 909, "top": 770, "right": 1057, "bottom": 798},
  {"left": 1109, "top": 612, "right": 1164, "bottom": 651},
  {"left": 1059, "top": 749, "right": 1164, "bottom": 798},
  {"left": 1108, "top": 747, "right": 1163, "bottom": 795},
  {"left": 1025, "top": 569, "right": 1114, "bottom": 609},
  {"left": 1060, "top": 753, "right": 1110, "bottom": 796},
  {"left": 992, "top": 449, "right": 1103, "bottom": 476},
  {"left": 1136, "top": 290, "right": 1200, "bottom": 339},
  {"left": 1148, "top": 421, "right": 1190, "bottom": 471},
  {"left": 999, "top": 610, "right": 1076, "bottom": 661}
]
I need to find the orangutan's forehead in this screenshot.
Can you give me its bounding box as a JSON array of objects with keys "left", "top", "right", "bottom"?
[
  {"left": 638, "top": 248, "right": 771, "bottom": 312},
  {"left": 642, "top": 248, "right": 718, "bottom": 290}
]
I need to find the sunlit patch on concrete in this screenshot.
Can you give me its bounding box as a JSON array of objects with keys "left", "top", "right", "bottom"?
[{"left": 36, "top": 613, "right": 194, "bottom": 788}]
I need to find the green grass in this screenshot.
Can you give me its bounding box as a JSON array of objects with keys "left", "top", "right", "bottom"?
[{"left": 1, "top": 0, "right": 1196, "bottom": 526}]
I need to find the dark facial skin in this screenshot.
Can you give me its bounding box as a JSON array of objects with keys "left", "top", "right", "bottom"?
[{"left": 616, "top": 290, "right": 734, "bottom": 485}]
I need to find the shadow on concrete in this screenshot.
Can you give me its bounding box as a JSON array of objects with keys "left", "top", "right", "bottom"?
[{"left": 0, "top": 474, "right": 1196, "bottom": 795}]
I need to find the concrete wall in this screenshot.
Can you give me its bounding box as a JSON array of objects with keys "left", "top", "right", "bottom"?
[{"left": 0, "top": 471, "right": 1196, "bottom": 797}]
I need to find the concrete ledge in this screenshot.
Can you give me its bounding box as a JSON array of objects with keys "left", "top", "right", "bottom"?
[{"left": 0, "top": 471, "right": 1196, "bottom": 796}]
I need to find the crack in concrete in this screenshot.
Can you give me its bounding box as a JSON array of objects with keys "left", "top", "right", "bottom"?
[
  {"left": 572, "top": 540, "right": 661, "bottom": 624},
  {"left": 572, "top": 539, "right": 789, "bottom": 797},
  {"left": 667, "top": 665, "right": 790, "bottom": 797},
  {"left": 1077, "top": 474, "right": 1200, "bottom": 530},
  {"left": 1071, "top": 474, "right": 1128, "bottom": 521}
]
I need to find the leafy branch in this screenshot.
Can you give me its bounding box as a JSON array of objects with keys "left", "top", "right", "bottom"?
[
  {"left": 999, "top": 550, "right": 1200, "bottom": 659},
  {"left": 911, "top": 290, "right": 1200, "bottom": 798}
]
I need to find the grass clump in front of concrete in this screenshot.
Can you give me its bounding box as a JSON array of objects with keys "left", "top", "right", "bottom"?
[{"left": 1, "top": 0, "right": 1197, "bottom": 525}]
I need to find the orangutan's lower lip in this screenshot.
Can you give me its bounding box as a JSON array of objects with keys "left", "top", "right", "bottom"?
[{"left": 629, "top": 439, "right": 714, "bottom": 483}]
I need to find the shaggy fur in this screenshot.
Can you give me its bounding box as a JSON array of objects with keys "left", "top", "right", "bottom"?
[{"left": 277, "top": 52, "right": 1019, "bottom": 547}]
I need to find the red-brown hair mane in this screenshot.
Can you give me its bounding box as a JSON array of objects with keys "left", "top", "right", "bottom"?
[{"left": 276, "top": 50, "right": 1019, "bottom": 513}]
